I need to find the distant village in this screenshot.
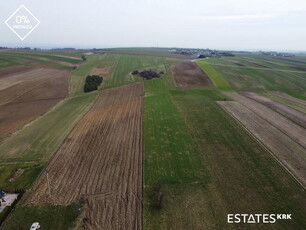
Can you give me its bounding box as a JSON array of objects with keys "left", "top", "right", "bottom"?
[
  {"left": 260, "top": 51, "right": 295, "bottom": 57},
  {"left": 169, "top": 48, "right": 235, "bottom": 58},
  {"left": 0, "top": 46, "right": 298, "bottom": 59}
]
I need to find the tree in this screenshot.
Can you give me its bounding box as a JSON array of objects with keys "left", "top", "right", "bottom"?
[
  {"left": 81, "top": 55, "right": 87, "bottom": 62},
  {"left": 84, "top": 75, "right": 103, "bottom": 92}
]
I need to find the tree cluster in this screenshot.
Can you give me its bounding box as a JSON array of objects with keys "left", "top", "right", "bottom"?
[
  {"left": 84, "top": 75, "right": 103, "bottom": 92},
  {"left": 132, "top": 70, "right": 164, "bottom": 80}
]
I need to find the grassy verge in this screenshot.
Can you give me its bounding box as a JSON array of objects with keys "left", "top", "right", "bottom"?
[{"left": 196, "top": 61, "right": 232, "bottom": 91}]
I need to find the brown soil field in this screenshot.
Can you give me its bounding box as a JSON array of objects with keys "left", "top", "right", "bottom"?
[
  {"left": 0, "top": 68, "right": 67, "bottom": 105},
  {"left": 171, "top": 62, "right": 213, "bottom": 89},
  {"left": 25, "top": 83, "right": 143, "bottom": 230},
  {"left": 224, "top": 92, "right": 306, "bottom": 149},
  {"left": 0, "top": 68, "right": 69, "bottom": 137},
  {"left": 90, "top": 66, "right": 111, "bottom": 78},
  {"left": 270, "top": 91, "right": 306, "bottom": 106},
  {"left": 241, "top": 91, "right": 306, "bottom": 128},
  {"left": 218, "top": 101, "right": 306, "bottom": 188},
  {"left": 0, "top": 65, "right": 35, "bottom": 79},
  {"left": 1, "top": 54, "right": 77, "bottom": 67},
  {"left": 24, "top": 55, "right": 76, "bottom": 67},
  {"left": 0, "top": 68, "right": 59, "bottom": 91},
  {"left": 0, "top": 51, "right": 82, "bottom": 60}
]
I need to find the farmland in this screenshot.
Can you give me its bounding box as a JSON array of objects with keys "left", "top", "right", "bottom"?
[
  {"left": 25, "top": 83, "right": 143, "bottom": 229},
  {"left": 0, "top": 67, "right": 69, "bottom": 138},
  {"left": 171, "top": 62, "right": 213, "bottom": 89},
  {"left": 0, "top": 49, "right": 305, "bottom": 230},
  {"left": 197, "top": 54, "right": 306, "bottom": 99},
  {"left": 144, "top": 76, "right": 306, "bottom": 229}
]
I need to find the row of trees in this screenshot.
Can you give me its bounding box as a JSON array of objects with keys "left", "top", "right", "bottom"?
[{"left": 84, "top": 75, "right": 103, "bottom": 92}]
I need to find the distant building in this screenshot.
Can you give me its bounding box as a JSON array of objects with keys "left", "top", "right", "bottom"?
[{"left": 0, "top": 191, "right": 7, "bottom": 206}]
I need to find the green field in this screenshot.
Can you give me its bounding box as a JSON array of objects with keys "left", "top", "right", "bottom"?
[
  {"left": 1, "top": 204, "right": 80, "bottom": 230},
  {"left": 197, "top": 55, "right": 306, "bottom": 99},
  {"left": 70, "top": 53, "right": 168, "bottom": 96},
  {"left": 0, "top": 163, "right": 44, "bottom": 190},
  {"left": 196, "top": 61, "right": 232, "bottom": 91},
  {"left": 142, "top": 55, "right": 306, "bottom": 229},
  {"left": 171, "top": 88, "right": 306, "bottom": 229}
]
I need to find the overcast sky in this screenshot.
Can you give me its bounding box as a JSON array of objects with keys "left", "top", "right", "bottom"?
[{"left": 1, "top": 0, "right": 306, "bottom": 51}]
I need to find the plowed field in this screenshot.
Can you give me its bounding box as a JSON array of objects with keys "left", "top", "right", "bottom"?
[
  {"left": 0, "top": 68, "right": 69, "bottom": 137},
  {"left": 26, "top": 82, "right": 143, "bottom": 230},
  {"left": 171, "top": 62, "right": 213, "bottom": 89}
]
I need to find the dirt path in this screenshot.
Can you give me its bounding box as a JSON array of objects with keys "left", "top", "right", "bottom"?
[
  {"left": 25, "top": 83, "right": 143, "bottom": 230},
  {"left": 218, "top": 101, "right": 306, "bottom": 188},
  {"left": 241, "top": 91, "right": 306, "bottom": 128}
]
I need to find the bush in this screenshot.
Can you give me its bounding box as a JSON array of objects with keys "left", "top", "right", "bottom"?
[{"left": 84, "top": 75, "right": 103, "bottom": 93}]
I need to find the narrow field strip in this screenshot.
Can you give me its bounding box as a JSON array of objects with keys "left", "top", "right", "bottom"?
[
  {"left": 240, "top": 91, "right": 306, "bottom": 128},
  {"left": 196, "top": 61, "right": 232, "bottom": 91},
  {"left": 270, "top": 91, "right": 306, "bottom": 106}
]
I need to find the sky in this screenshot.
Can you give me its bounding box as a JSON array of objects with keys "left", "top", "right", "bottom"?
[{"left": 1, "top": 0, "right": 306, "bottom": 51}]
